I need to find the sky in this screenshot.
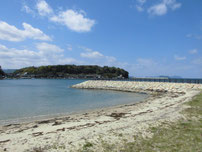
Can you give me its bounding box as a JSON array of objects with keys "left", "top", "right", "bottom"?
[{"left": 0, "top": 0, "right": 201, "bottom": 78}]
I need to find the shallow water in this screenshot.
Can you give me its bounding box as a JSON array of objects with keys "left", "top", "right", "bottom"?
[{"left": 0, "top": 79, "right": 149, "bottom": 124}]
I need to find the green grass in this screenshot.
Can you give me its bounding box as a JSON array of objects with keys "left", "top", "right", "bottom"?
[
  {"left": 80, "top": 142, "right": 94, "bottom": 152},
  {"left": 78, "top": 92, "right": 202, "bottom": 152}
]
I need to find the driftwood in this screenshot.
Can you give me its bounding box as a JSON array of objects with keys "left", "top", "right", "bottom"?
[
  {"left": 66, "top": 126, "right": 76, "bottom": 130},
  {"left": 95, "top": 120, "right": 111, "bottom": 125},
  {"left": 32, "top": 132, "right": 43, "bottom": 137},
  {"left": 46, "top": 131, "right": 57, "bottom": 134},
  {"left": 52, "top": 121, "right": 62, "bottom": 126},
  {"left": 37, "top": 120, "right": 51, "bottom": 124},
  {"left": 0, "top": 139, "right": 10, "bottom": 144},
  {"left": 108, "top": 113, "right": 128, "bottom": 120},
  {"left": 57, "top": 128, "right": 65, "bottom": 132}
]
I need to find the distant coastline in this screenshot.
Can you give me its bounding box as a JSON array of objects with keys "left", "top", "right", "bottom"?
[{"left": 1, "top": 65, "right": 202, "bottom": 84}]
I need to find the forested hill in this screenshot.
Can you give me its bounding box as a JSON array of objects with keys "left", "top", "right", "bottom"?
[
  {"left": 14, "top": 65, "right": 129, "bottom": 79},
  {"left": 0, "top": 67, "right": 5, "bottom": 76}
]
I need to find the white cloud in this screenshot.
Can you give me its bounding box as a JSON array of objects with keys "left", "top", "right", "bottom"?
[
  {"left": 34, "top": 1, "right": 95, "bottom": 32},
  {"left": 163, "top": 0, "right": 181, "bottom": 10},
  {"left": 79, "top": 46, "right": 93, "bottom": 52},
  {"left": 148, "top": 0, "right": 181, "bottom": 16},
  {"left": 79, "top": 46, "right": 117, "bottom": 65},
  {"left": 148, "top": 3, "right": 167, "bottom": 16},
  {"left": 136, "top": 5, "right": 144, "bottom": 12},
  {"left": 80, "top": 47, "right": 103, "bottom": 59},
  {"left": 0, "top": 21, "right": 51, "bottom": 42},
  {"left": 67, "top": 44, "right": 72, "bottom": 51},
  {"left": 50, "top": 10, "right": 95, "bottom": 32},
  {"left": 189, "top": 49, "right": 198, "bottom": 54},
  {"left": 23, "top": 23, "right": 52, "bottom": 41},
  {"left": 0, "top": 43, "right": 78, "bottom": 69},
  {"left": 0, "top": 44, "right": 40, "bottom": 68},
  {"left": 23, "top": 0, "right": 95, "bottom": 32},
  {"left": 81, "top": 51, "right": 103, "bottom": 59},
  {"left": 174, "top": 55, "right": 186, "bottom": 61},
  {"left": 23, "top": 5, "right": 32, "bottom": 13},
  {"left": 57, "top": 58, "right": 78, "bottom": 65},
  {"left": 170, "top": 3, "right": 181, "bottom": 10},
  {"left": 36, "top": 0, "right": 53, "bottom": 16},
  {"left": 36, "top": 42, "right": 64, "bottom": 54},
  {"left": 135, "top": 0, "right": 146, "bottom": 12},
  {"left": 137, "top": 0, "right": 146, "bottom": 5},
  {"left": 22, "top": 4, "right": 36, "bottom": 17},
  {"left": 0, "top": 44, "right": 7, "bottom": 50},
  {"left": 0, "top": 44, "right": 118, "bottom": 69}
]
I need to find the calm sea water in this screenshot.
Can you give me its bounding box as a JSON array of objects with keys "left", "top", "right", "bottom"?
[{"left": 0, "top": 79, "right": 148, "bottom": 124}]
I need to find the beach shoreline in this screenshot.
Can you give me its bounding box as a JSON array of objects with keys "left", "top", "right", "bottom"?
[
  {"left": 0, "top": 91, "right": 149, "bottom": 126},
  {"left": 0, "top": 81, "right": 201, "bottom": 152}
]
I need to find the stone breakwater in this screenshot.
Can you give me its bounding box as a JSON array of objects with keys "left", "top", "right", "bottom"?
[{"left": 72, "top": 80, "right": 202, "bottom": 94}]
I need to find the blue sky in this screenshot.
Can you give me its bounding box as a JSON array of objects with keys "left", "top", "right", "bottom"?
[{"left": 0, "top": 0, "right": 201, "bottom": 78}]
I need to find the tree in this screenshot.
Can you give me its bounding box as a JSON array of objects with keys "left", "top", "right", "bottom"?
[{"left": 0, "top": 66, "right": 5, "bottom": 76}]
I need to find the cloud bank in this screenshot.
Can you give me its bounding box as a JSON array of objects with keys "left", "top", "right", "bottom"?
[
  {"left": 135, "top": 0, "right": 181, "bottom": 16},
  {"left": 0, "top": 21, "right": 51, "bottom": 42},
  {"left": 34, "top": 0, "right": 95, "bottom": 32}
]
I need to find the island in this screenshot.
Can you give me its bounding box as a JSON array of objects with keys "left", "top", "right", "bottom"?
[
  {"left": 9, "top": 65, "right": 129, "bottom": 79},
  {"left": 0, "top": 66, "right": 5, "bottom": 79}
]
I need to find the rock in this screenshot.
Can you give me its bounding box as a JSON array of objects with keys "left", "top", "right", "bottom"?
[
  {"left": 52, "top": 121, "right": 62, "bottom": 126},
  {"left": 32, "top": 125, "right": 38, "bottom": 128}
]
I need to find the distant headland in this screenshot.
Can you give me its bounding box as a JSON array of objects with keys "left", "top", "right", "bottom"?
[
  {"left": 1, "top": 65, "right": 129, "bottom": 79},
  {"left": 0, "top": 66, "right": 5, "bottom": 79}
]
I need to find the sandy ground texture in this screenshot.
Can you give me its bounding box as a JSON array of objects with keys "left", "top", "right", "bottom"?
[{"left": 0, "top": 81, "right": 202, "bottom": 152}]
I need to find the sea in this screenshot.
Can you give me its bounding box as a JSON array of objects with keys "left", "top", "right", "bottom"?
[{"left": 0, "top": 79, "right": 149, "bottom": 125}]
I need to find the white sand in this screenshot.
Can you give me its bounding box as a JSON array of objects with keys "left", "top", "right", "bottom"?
[{"left": 0, "top": 81, "right": 201, "bottom": 152}]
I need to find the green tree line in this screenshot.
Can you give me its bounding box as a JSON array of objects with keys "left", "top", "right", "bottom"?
[{"left": 14, "top": 65, "right": 129, "bottom": 78}]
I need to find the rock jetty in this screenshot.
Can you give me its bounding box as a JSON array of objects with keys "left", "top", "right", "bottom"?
[{"left": 72, "top": 80, "right": 202, "bottom": 94}]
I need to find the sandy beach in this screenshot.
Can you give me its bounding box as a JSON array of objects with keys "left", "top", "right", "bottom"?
[{"left": 0, "top": 81, "right": 201, "bottom": 152}]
